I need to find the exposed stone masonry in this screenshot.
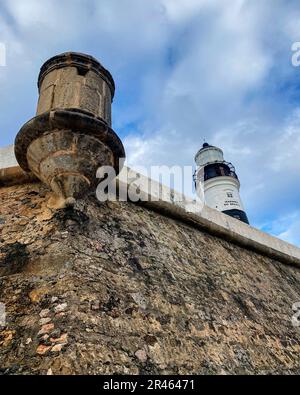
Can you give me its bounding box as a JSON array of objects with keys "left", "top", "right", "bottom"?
[{"left": 0, "top": 182, "right": 300, "bottom": 374}]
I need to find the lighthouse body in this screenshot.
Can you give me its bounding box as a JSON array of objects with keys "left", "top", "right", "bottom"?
[{"left": 195, "top": 143, "right": 249, "bottom": 224}]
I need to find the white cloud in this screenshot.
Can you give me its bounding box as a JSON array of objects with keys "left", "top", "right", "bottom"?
[
  {"left": 4, "top": 0, "right": 49, "bottom": 28},
  {"left": 269, "top": 109, "right": 300, "bottom": 173},
  {"left": 162, "top": 0, "right": 216, "bottom": 23},
  {"left": 279, "top": 216, "right": 300, "bottom": 246}
]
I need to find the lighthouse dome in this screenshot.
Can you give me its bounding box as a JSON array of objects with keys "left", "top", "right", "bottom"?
[{"left": 195, "top": 143, "right": 224, "bottom": 167}]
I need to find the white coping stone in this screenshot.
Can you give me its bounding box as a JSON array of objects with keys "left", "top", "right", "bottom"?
[
  {"left": 1, "top": 147, "right": 300, "bottom": 262},
  {"left": 201, "top": 205, "right": 300, "bottom": 261},
  {"left": 0, "top": 145, "right": 17, "bottom": 168}
]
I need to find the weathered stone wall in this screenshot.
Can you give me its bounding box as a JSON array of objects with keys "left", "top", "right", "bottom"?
[{"left": 0, "top": 182, "right": 300, "bottom": 375}]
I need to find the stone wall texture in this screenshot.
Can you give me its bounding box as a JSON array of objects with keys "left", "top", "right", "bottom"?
[{"left": 0, "top": 181, "right": 300, "bottom": 375}]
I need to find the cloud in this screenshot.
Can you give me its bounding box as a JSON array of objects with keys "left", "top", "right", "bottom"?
[
  {"left": 162, "top": 0, "right": 216, "bottom": 23},
  {"left": 279, "top": 215, "right": 300, "bottom": 246}
]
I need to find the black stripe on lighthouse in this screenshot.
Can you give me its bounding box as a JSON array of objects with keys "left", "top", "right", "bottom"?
[{"left": 222, "top": 209, "right": 249, "bottom": 224}]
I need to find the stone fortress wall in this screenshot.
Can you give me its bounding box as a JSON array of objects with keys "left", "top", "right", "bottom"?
[
  {"left": 1, "top": 51, "right": 299, "bottom": 375},
  {"left": 0, "top": 146, "right": 300, "bottom": 375}
]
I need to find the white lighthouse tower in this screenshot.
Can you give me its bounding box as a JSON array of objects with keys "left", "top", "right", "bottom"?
[{"left": 195, "top": 143, "right": 249, "bottom": 224}]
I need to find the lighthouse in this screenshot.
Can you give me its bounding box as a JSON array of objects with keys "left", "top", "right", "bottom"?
[{"left": 195, "top": 143, "right": 249, "bottom": 224}]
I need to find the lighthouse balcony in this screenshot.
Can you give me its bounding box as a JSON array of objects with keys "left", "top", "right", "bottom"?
[
  {"left": 204, "top": 161, "right": 238, "bottom": 182},
  {"left": 195, "top": 161, "right": 239, "bottom": 183}
]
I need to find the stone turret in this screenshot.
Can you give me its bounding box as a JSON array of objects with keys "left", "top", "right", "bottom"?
[{"left": 14, "top": 52, "right": 125, "bottom": 206}]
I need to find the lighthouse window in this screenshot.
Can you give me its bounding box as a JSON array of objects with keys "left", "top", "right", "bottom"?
[
  {"left": 227, "top": 192, "right": 233, "bottom": 198},
  {"left": 204, "top": 163, "right": 236, "bottom": 181}
]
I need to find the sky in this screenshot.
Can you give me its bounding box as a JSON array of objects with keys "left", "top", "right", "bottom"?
[{"left": 0, "top": 0, "right": 300, "bottom": 246}]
